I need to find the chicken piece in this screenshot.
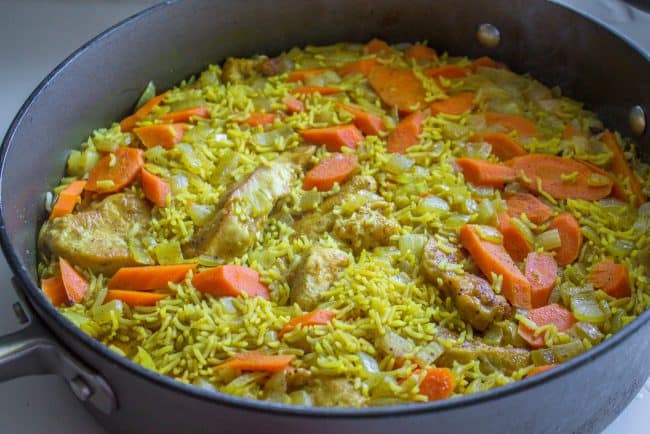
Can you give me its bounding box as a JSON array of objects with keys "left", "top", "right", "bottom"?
[
  {"left": 183, "top": 146, "right": 315, "bottom": 259},
  {"left": 221, "top": 57, "right": 264, "bottom": 83},
  {"left": 288, "top": 246, "right": 349, "bottom": 310},
  {"left": 38, "top": 193, "right": 151, "bottom": 275},
  {"left": 307, "top": 377, "right": 366, "bottom": 407},
  {"left": 435, "top": 341, "right": 531, "bottom": 375},
  {"left": 422, "top": 237, "right": 511, "bottom": 331},
  {"left": 333, "top": 205, "right": 400, "bottom": 251},
  {"left": 258, "top": 56, "right": 293, "bottom": 76}
]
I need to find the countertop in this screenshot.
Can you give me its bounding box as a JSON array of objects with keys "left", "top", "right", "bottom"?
[{"left": 0, "top": 1, "right": 648, "bottom": 433}]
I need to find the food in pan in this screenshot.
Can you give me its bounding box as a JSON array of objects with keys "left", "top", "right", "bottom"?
[{"left": 37, "top": 39, "right": 649, "bottom": 407}]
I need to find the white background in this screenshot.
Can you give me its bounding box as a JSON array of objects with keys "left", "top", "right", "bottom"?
[{"left": 0, "top": 1, "right": 648, "bottom": 432}]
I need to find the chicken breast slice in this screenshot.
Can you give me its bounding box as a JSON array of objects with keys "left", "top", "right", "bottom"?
[{"left": 436, "top": 341, "right": 531, "bottom": 375}]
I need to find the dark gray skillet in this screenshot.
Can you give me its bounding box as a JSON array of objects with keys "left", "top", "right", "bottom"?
[{"left": 0, "top": 1, "right": 649, "bottom": 433}]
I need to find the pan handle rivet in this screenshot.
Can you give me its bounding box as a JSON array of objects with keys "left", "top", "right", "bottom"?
[
  {"left": 477, "top": 23, "right": 501, "bottom": 48},
  {"left": 629, "top": 105, "right": 646, "bottom": 136}
]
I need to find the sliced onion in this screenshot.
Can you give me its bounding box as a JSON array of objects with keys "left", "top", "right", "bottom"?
[
  {"left": 536, "top": 229, "right": 562, "bottom": 251},
  {"left": 417, "top": 196, "right": 450, "bottom": 214},
  {"left": 384, "top": 154, "right": 415, "bottom": 175},
  {"left": 413, "top": 342, "right": 444, "bottom": 367},
  {"left": 570, "top": 292, "right": 610, "bottom": 323},
  {"left": 91, "top": 300, "right": 123, "bottom": 323},
  {"left": 572, "top": 321, "right": 604, "bottom": 344},
  {"left": 399, "top": 234, "right": 427, "bottom": 259},
  {"left": 358, "top": 351, "right": 380, "bottom": 374}
]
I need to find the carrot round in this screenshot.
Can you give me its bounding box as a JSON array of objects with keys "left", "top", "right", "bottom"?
[
  {"left": 548, "top": 212, "right": 582, "bottom": 266},
  {"left": 417, "top": 368, "right": 455, "bottom": 401},
  {"left": 404, "top": 44, "right": 437, "bottom": 64},
  {"left": 85, "top": 147, "right": 144, "bottom": 193},
  {"left": 279, "top": 309, "right": 335, "bottom": 338},
  {"left": 368, "top": 66, "right": 426, "bottom": 114},
  {"left": 59, "top": 257, "right": 89, "bottom": 304},
  {"left": 215, "top": 352, "right": 294, "bottom": 373},
  {"left": 299, "top": 124, "right": 364, "bottom": 152},
  {"left": 338, "top": 58, "right": 380, "bottom": 77},
  {"left": 120, "top": 92, "right": 168, "bottom": 132},
  {"left": 430, "top": 92, "right": 476, "bottom": 116},
  {"left": 424, "top": 65, "right": 469, "bottom": 80},
  {"left": 49, "top": 180, "right": 86, "bottom": 220},
  {"left": 456, "top": 158, "right": 516, "bottom": 189},
  {"left": 517, "top": 303, "right": 575, "bottom": 348},
  {"left": 525, "top": 252, "right": 558, "bottom": 308},
  {"left": 290, "top": 86, "right": 341, "bottom": 95},
  {"left": 108, "top": 264, "right": 198, "bottom": 291},
  {"left": 470, "top": 132, "right": 527, "bottom": 160},
  {"left": 41, "top": 276, "right": 68, "bottom": 306},
  {"left": 601, "top": 130, "right": 645, "bottom": 206},
  {"left": 497, "top": 213, "right": 532, "bottom": 262},
  {"left": 287, "top": 68, "right": 330, "bottom": 83},
  {"left": 508, "top": 154, "right": 613, "bottom": 200},
  {"left": 485, "top": 112, "right": 537, "bottom": 138},
  {"left": 589, "top": 258, "right": 630, "bottom": 298},
  {"left": 364, "top": 38, "right": 391, "bottom": 56},
  {"left": 141, "top": 168, "right": 171, "bottom": 208},
  {"left": 527, "top": 364, "right": 557, "bottom": 377},
  {"left": 470, "top": 56, "right": 500, "bottom": 72},
  {"left": 505, "top": 192, "right": 553, "bottom": 225},
  {"left": 240, "top": 112, "right": 277, "bottom": 127},
  {"left": 159, "top": 106, "right": 209, "bottom": 123},
  {"left": 459, "top": 224, "right": 532, "bottom": 308},
  {"left": 561, "top": 122, "right": 583, "bottom": 140},
  {"left": 134, "top": 123, "right": 187, "bottom": 149},
  {"left": 386, "top": 111, "right": 425, "bottom": 154},
  {"left": 339, "top": 104, "right": 385, "bottom": 136},
  {"left": 283, "top": 96, "right": 305, "bottom": 114},
  {"left": 105, "top": 290, "right": 168, "bottom": 306},
  {"left": 303, "top": 153, "right": 359, "bottom": 191},
  {"left": 192, "top": 265, "right": 270, "bottom": 300}
]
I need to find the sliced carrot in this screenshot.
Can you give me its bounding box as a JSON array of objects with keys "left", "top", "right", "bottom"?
[
  {"left": 424, "top": 65, "right": 469, "bottom": 80},
  {"left": 299, "top": 124, "right": 364, "bottom": 152},
  {"left": 120, "top": 92, "right": 168, "bottom": 132},
  {"left": 459, "top": 224, "right": 532, "bottom": 308},
  {"left": 368, "top": 66, "right": 426, "bottom": 114},
  {"left": 601, "top": 130, "right": 645, "bottom": 207},
  {"left": 404, "top": 44, "right": 437, "bottom": 64},
  {"left": 283, "top": 96, "right": 305, "bottom": 113},
  {"left": 485, "top": 112, "right": 538, "bottom": 138},
  {"left": 339, "top": 104, "right": 385, "bottom": 136},
  {"left": 41, "top": 276, "right": 68, "bottom": 306},
  {"left": 430, "top": 92, "right": 475, "bottom": 116},
  {"left": 386, "top": 111, "right": 425, "bottom": 154},
  {"left": 287, "top": 68, "right": 330, "bottom": 83},
  {"left": 456, "top": 158, "right": 516, "bottom": 189},
  {"left": 508, "top": 154, "right": 613, "bottom": 201},
  {"left": 215, "top": 352, "right": 294, "bottom": 373},
  {"left": 133, "top": 123, "right": 186, "bottom": 149},
  {"left": 548, "top": 212, "right": 582, "bottom": 266},
  {"left": 279, "top": 309, "right": 335, "bottom": 338},
  {"left": 505, "top": 192, "right": 553, "bottom": 225},
  {"left": 303, "top": 153, "right": 359, "bottom": 191},
  {"left": 291, "top": 86, "right": 341, "bottom": 95},
  {"left": 417, "top": 367, "right": 455, "bottom": 401},
  {"left": 527, "top": 364, "right": 557, "bottom": 377},
  {"left": 517, "top": 304, "right": 575, "bottom": 348},
  {"left": 59, "top": 257, "right": 89, "bottom": 304},
  {"left": 338, "top": 58, "right": 380, "bottom": 77},
  {"left": 561, "top": 122, "right": 583, "bottom": 140},
  {"left": 85, "top": 147, "right": 144, "bottom": 193},
  {"left": 497, "top": 213, "right": 532, "bottom": 262},
  {"left": 589, "top": 258, "right": 630, "bottom": 298},
  {"left": 108, "top": 264, "right": 198, "bottom": 291},
  {"left": 49, "top": 180, "right": 86, "bottom": 220},
  {"left": 158, "top": 106, "right": 209, "bottom": 123},
  {"left": 364, "top": 38, "right": 391, "bottom": 56},
  {"left": 192, "top": 265, "right": 270, "bottom": 300},
  {"left": 470, "top": 56, "right": 500, "bottom": 72},
  {"left": 525, "top": 252, "right": 558, "bottom": 308},
  {"left": 240, "top": 112, "right": 277, "bottom": 127},
  {"left": 470, "top": 132, "right": 527, "bottom": 160},
  {"left": 141, "top": 168, "right": 171, "bottom": 208},
  {"left": 105, "top": 290, "right": 168, "bottom": 306}
]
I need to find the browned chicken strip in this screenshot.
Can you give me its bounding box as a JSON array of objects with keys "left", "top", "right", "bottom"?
[{"left": 436, "top": 341, "right": 530, "bottom": 375}]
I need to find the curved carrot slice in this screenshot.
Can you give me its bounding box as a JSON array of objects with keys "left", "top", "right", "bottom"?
[
  {"left": 430, "top": 92, "right": 476, "bottom": 116},
  {"left": 517, "top": 304, "right": 575, "bottom": 348},
  {"left": 279, "top": 309, "right": 335, "bottom": 338},
  {"left": 108, "top": 264, "right": 198, "bottom": 290},
  {"left": 527, "top": 364, "right": 557, "bottom": 377},
  {"left": 470, "top": 132, "right": 527, "bottom": 160},
  {"left": 497, "top": 213, "right": 532, "bottom": 262},
  {"left": 548, "top": 212, "right": 582, "bottom": 266},
  {"left": 215, "top": 352, "right": 294, "bottom": 373},
  {"left": 192, "top": 265, "right": 270, "bottom": 300},
  {"left": 41, "top": 276, "right": 68, "bottom": 306},
  {"left": 85, "top": 147, "right": 144, "bottom": 193},
  {"left": 134, "top": 123, "right": 186, "bottom": 149},
  {"left": 368, "top": 66, "right": 426, "bottom": 114},
  {"left": 424, "top": 65, "right": 469, "bottom": 80},
  {"left": 456, "top": 158, "right": 516, "bottom": 188},
  {"left": 59, "top": 257, "right": 89, "bottom": 304},
  {"left": 470, "top": 56, "right": 501, "bottom": 72},
  {"left": 287, "top": 68, "right": 330, "bottom": 83},
  {"left": 459, "top": 224, "right": 532, "bottom": 308},
  {"left": 299, "top": 124, "right": 364, "bottom": 152},
  {"left": 525, "top": 252, "right": 558, "bottom": 308},
  {"left": 303, "top": 153, "right": 359, "bottom": 191},
  {"left": 120, "top": 92, "right": 168, "bottom": 132},
  {"left": 283, "top": 96, "right": 305, "bottom": 113},
  {"left": 338, "top": 58, "right": 380, "bottom": 77},
  {"left": 364, "top": 38, "right": 391, "bottom": 56},
  {"left": 386, "top": 111, "right": 425, "bottom": 154},
  {"left": 589, "top": 258, "right": 630, "bottom": 298},
  {"left": 291, "top": 86, "right": 341, "bottom": 95},
  {"left": 105, "top": 290, "right": 168, "bottom": 306},
  {"left": 339, "top": 104, "right": 385, "bottom": 136},
  {"left": 49, "top": 180, "right": 86, "bottom": 220},
  {"left": 508, "top": 154, "right": 613, "bottom": 200},
  {"left": 158, "top": 106, "right": 209, "bottom": 123},
  {"left": 240, "top": 113, "right": 277, "bottom": 127},
  {"left": 505, "top": 192, "right": 553, "bottom": 225},
  {"left": 485, "top": 112, "right": 538, "bottom": 138},
  {"left": 404, "top": 44, "right": 437, "bottom": 63},
  {"left": 601, "top": 130, "right": 645, "bottom": 206},
  {"left": 141, "top": 168, "right": 171, "bottom": 208},
  {"left": 417, "top": 367, "right": 455, "bottom": 401},
  {"left": 561, "top": 122, "right": 583, "bottom": 140}
]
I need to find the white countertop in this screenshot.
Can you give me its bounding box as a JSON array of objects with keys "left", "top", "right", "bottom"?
[{"left": 0, "top": 1, "right": 648, "bottom": 433}]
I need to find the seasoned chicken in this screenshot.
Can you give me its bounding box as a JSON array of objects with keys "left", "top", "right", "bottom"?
[
  {"left": 307, "top": 377, "right": 366, "bottom": 407},
  {"left": 333, "top": 205, "right": 400, "bottom": 251},
  {"left": 183, "top": 146, "right": 315, "bottom": 259},
  {"left": 38, "top": 193, "right": 151, "bottom": 275},
  {"left": 436, "top": 341, "right": 530, "bottom": 375},
  {"left": 422, "top": 237, "right": 511, "bottom": 331},
  {"left": 375, "top": 330, "right": 415, "bottom": 359},
  {"left": 288, "top": 246, "right": 349, "bottom": 310},
  {"left": 221, "top": 57, "right": 265, "bottom": 83}
]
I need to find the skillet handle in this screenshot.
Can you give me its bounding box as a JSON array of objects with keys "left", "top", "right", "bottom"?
[{"left": 0, "top": 276, "right": 117, "bottom": 415}]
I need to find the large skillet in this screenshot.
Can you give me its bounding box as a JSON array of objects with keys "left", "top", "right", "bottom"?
[{"left": 1, "top": 1, "right": 649, "bottom": 433}]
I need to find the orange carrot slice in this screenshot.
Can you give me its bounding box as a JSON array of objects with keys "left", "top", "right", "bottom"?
[
  {"left": 404, "top": 44, "right": 437, "bottom": 63},
  {"left": 240, "top": 113, "right": 277, "bottom": 127},
  {"left": 158, "top": 106, "right": 209, "bottom": 123},
  {"left": 386, "top": 111, "right": 425, "bottom": 154},
  {"left": 279, "top": 309, "right": 335, "bottom": 338},
  {"left": 518, "top": 304, "right": 575, "bottom": 348},
  {"left": 338, "top": 58, "right": 380, "bottom": 77},
  {"left": 364, "top": 38, "right": 391, "bottom": 56},
  {"left": 215, "top": 352, "right": 294, "bottom": 373},
  {"left": 525, "top": 252, "right": 558, "bottom": 308},
  {"left": 41, "top": 276, "right": 68, "bottom": 306},
  {"left": 133, "top": 123, "right": 186, "bottom": 149},
  {"left": 430, "top": 92, "right": 476, "bottom": 116},
  {"left": 59, "top": 257, "right": 89, "bottom": 304},
  {"left": 527, "top": 364, "right": 557, "bottom": 377},
  {"left": 417, "top": 368, "right": 455, "bottom": 401},
  {"left": 561, "top": 122, "right": 583, "bottom": 140},
  {"left": 497, "top": 213, "right": 532, "bottom": 262},
  {"left": 283, "top": 96, "right": 305, "bottom": 113},
  {"left": 291, "top": 86, "right": 342, "bottom": 95},
  {"left": 105, "top": 290, "right": 168, "bottom": 306},
  {"left": 368, "top": 66, "right": 426, "bottom": 114},
  {"left": 299, "top": 124, "right": 364, "bottom": 152},
  {"left": 192, "top": 265, "right": 270, "bottom": 300},
  {"left": 485, "top": 112, "right": 538, "bottom": 138},
  {"left": 141, "top": 168, "right": 171, "bottom": 208},
  {"left": 85, "top": 147, "right": 144, "bottom": 193},
  {"left": 287, "top": 68, "right": 330, "bottom": 83},
  {"left": 303, "top": 153, "right": 359, "bottom": 191},
  {"left": 589, "top": 258, "right": 630, "bottom": 298},
  {"left": 456, "top": 158, "right": 516, "bottom": 188},
  {"left": 108, "top": 264, "right": 198, "bottom": 291},
  {"left": 470, "top": 56, "right": 500, "bottom": 72},
  {"left": 470, "top": 132, "right": 527, "bottom": 160},
  {"left": 339, "top": 104, "right": 385, "bottom": 136},
  {"left": 424, "top": 65, "right": 470, "bottom": 80},
  {"left": 548, "top": 212, "right": 582, "bottom": 266},
  {"left": 49, "top": 180, "right": 86, "bottom": 220},
  {"left": 120, "top": 92, "right": 168, "bottom": 132},
  {"left": 601, "top": 130, "right": 645, "bottom": 206},
  {"left": 505, "top": 192, "right": 553, "bottom": 225}
]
